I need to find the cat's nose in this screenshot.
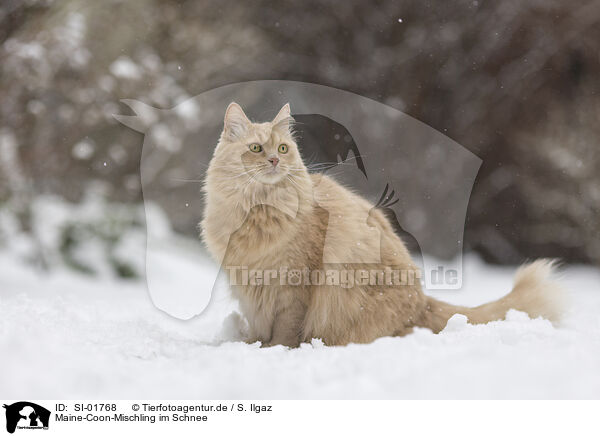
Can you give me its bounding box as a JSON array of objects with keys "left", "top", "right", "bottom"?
[{"left": 268, "top": 156, "right": 279, "bottom": 167}]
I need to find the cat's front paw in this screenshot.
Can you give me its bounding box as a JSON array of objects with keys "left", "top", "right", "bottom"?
[
  {"left": 260, "top": 339, "right": 300, "bottom": 349},
  {"left": 244, "top": 338, "right": 262, "bottom": 346},
  {"left": 259, "top": 341, "right": 275, "bottom": 348}
]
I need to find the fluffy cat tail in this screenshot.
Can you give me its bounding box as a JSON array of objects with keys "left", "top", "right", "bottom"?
[{"left": 420, "top": 259, "right": 567, "bottom": 333}]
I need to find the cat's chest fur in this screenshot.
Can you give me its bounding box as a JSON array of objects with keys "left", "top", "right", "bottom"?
[
  {"left": 222, "top": 204, "right": 320, "bottom": 344},
  {"left": 224, "top": 203, "right": 322, "bottom": 268}
]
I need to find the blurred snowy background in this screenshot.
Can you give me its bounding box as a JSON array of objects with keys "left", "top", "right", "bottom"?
[{"left": 1, "top": 0, "right": 600, "bottom": 398}]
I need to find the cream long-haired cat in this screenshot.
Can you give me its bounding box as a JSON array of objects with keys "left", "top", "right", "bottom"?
[{"left": 201, "top": 102, "right": 564, "bottom": 347}]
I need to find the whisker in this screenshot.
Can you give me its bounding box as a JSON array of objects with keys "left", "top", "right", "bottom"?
[{"left": 307, "top": 153, "right": 368, "bottom": 169}]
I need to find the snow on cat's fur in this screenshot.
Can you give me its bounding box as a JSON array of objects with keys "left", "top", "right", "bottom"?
[{"left": 201, "top": 103, "right": 566, "bottom": 346}]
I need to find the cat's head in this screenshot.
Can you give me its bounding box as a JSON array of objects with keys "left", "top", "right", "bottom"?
[{"left": 211, "top": 102, "right": 306, "bottom": 186}]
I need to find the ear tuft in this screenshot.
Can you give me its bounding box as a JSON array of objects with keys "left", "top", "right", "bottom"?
[
  {"left": 272, "top": 103, "right": 294, "bottom": 134},
  {"left": 273, "top": 103, "right": 291, "bottom": 124},
  {"left": 223, "top": 102, "right": 251, "bottom": 141}
]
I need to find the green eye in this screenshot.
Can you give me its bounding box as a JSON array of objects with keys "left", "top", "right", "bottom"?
[
  {"left": 278, "top": 144, "right": 288, "bottom": 154},
  {"left": 249, "top": 143, "right": 262, "bottom": 153}
]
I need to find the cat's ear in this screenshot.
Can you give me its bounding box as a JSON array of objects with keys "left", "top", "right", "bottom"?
[
  {"left": 272, "top": 103, "right": 293, "bottom": 132},
  {"left": 223, "top": 102, "right": 251, "bottom": 141}
]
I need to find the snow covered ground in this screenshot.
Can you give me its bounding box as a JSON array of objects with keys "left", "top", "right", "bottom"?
[{"left": 1, "top": 245, "right": 600, "bottom": 399}]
